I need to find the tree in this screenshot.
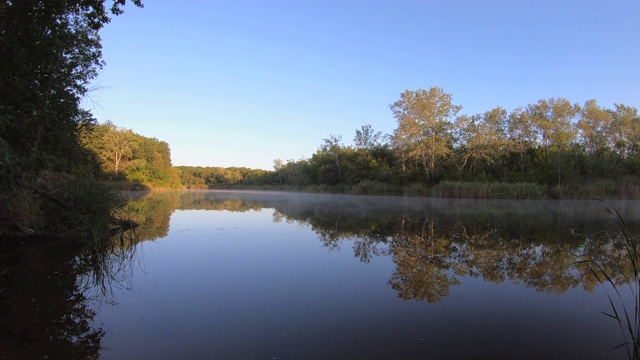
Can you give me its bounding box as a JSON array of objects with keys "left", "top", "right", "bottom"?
[
  {"left": 0, "top": 0, "right": 143, "bottom": 175},
  {"left": 320, "top": 134, "right": 344, "bottom": 184},
  {"left": 456, "top": 107, "right": 509, "bottom": 172},
  {"left": 576, "top": 99, "right": 613, "bottom": 154},
  {"left": 389, "top": 87, "right": 461, "bottom": 180},
  {"left": 104, "top": 123, "right": 136, "bottom": 177},
  {"left": 526, "top": 98, "right": 578, "bottom": 150},
  {"left": 354, "top": 124, "right": 383, "bottom": 151},
  {"left": 273, "top": 159, "right": 284, "bottom": 184},
  {"left": 609, "top": 103, "right": 640, "bottom": 157}
]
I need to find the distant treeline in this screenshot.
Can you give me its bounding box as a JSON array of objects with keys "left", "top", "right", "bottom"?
[
  {"left": 177, "top": 166, "right": 269, "bottom": 189},
  {"left": 179, "top": 88, "right": 640, "bottom": 198}
]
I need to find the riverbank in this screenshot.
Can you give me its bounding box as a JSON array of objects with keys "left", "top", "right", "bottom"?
[{"left": 219, "top": 179, "right": 640, "bottom": 200}]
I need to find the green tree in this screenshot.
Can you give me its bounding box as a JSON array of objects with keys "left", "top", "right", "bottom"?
[
  {"left": 609, "top": 103, "right": 640, "bottom": 157},
  {"left": 0, "top": 0, "right": 142, "bottom": 169},
  {"left": 273, "top": 159, "right": 284, "bottom": 185},
  {"left": 105, "top": 123, "right": 136, "bottom": 178},
  {"left": 320, "top": 134, "right": 344, "bottom": 184},
  {"left": 456, "top": 106, "right": 509, "bottom": 173},
  {"left": 354, "top": 124, "right": 383, "bottom": 151},
  {"left": 577, "top": 99, "right": 613, "bottom": 154},
  {"left": 390, "top": 88, "right": 462, "bottom": 180},
  {"left": 0, "top": 0, "right": 143, "bottom": 231},
  {"left": 527, "top": 98, "right": 578, "bottom": 150}
]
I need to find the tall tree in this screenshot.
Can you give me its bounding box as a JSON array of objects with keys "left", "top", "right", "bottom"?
[
  {"left": 576, "top": 99, "right": 613, "bottom": 154},
  {"left": 609, "top": 103, "right": 640, "bottom": 157},
  {"left": 273, "top": 159, "right": 284, "bottom": 184},
  {"left": 320, "top": 134, "right": 344, "bottom": 184},
  {"left": 0, "top": 0, "right": 143, "bottom": 174},
  {"left": 526, "top": 98, "right": 579, "bottom": 150},
  {"left": 105, "top": 123, "right": 136, "bottom": 177},
  {"left": 456, "top": 106, "right": 509, "bottom": 171},
  {"left": 390, "top": 87, "right": 461, "bottom": 180}
]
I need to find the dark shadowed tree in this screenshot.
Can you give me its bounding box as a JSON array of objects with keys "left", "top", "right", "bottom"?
[{"left": 0, "top": 0, "right": 143, "bottom": 176}]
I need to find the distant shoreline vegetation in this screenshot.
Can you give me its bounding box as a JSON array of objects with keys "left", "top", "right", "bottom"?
[
  {"left": 175, "top": 87, "right": 640, "bottom": 200},
  {"left": 176, "top": 178, "right": 640, "bottom": 200}
]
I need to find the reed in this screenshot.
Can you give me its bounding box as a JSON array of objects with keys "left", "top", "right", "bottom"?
[
  {"left": 350, "top": 180, "right": 403, "bottom": 196},
  {"left": 559, "top": 178, "right": 640, "bottom": 199},
  {"left": 49, "top": 178, "right": 127, "bottom": 242},
  {"left": 429, "top": 181, "right": 547, "bottom": 199},
  {"left": 402, "top": 182, "right": 431, "bottom": 197},
  {"left": 577, "top": 205, "right": 640, "bottom": 359}
]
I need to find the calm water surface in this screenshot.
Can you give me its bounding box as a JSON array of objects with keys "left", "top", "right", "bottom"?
[{"left": 2, "top": 191, "right": 640, "bottom": 359}]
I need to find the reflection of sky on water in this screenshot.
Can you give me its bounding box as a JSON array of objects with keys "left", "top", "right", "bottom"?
[{"left": 93, "top": 195, "right": 629, "bottom": 360}]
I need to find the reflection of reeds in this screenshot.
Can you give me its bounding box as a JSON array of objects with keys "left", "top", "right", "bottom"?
[
  {"left": 577, "top": 205, "right": 640, "bottom": 359},
  {"left": 77, "top": 229, "right": 141, "bottom": 306}
]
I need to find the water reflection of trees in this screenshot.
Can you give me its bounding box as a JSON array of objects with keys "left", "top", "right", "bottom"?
[
  {"left": 0, "top": 232, "right": 139, "bottom": 358},
  {"left": 265, "top": 196, "right": 640, "bottom": 303},
  {"left": 123, "top": 191, "right": 640, "bottom": 303},
  {"left": 2, "top": 191, "right": 631, "bottom": 357}
]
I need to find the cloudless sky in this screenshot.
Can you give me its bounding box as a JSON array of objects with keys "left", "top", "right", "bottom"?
[{"left": 90, "top": 0, "right": 640, "bottom": 170}]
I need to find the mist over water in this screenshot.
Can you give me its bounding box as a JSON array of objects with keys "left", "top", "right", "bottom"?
[{"left": 3, "top": 190, "right": 639, "bottom": 359}]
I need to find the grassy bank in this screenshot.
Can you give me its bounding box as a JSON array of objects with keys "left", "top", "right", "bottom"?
[
  {"left": 225, "top": 178, "right": 640, "bottom": 200},
  {"left": 1, "top": 173, "right": 131, "bottom": 244}
]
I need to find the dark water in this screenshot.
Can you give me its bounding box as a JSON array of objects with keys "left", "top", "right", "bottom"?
[{"left": 2, "top": 191, "right": 640, "bottom": 359}]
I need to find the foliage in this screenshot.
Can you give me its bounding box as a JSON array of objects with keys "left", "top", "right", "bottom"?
[
  {"left": 178, "top": 165, "right": 269, "bottom": 189},
  {"left": 0, "top": 1, "right": 143, "bottom": 235},
  {"left": 222, "top": 89, "right": 640, "bottom": 199},
  {"left": 46, "top": 178, "right": 126, "bottom": 241},
  {"left": 390, "top": 87, "right": 461, "bottom": 180},
  {"left": 81, "top": 122, "right": 181, "bottom": 188}
]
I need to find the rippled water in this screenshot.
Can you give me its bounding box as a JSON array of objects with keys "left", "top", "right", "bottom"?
[{"left": 2, "top": 191, "right": 640, "bottom": 359}]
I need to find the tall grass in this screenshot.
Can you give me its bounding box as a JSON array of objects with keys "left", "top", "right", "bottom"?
[
  {"left": 555, "top": 178, "right": 640, "bottom": 199},
  {"left": 227, "top": 179, "right": 637, "bottom": 199},
  {"left": 428, "top": 181, "right": 547, "bottom": 199},
  {"left": 350, "top": 180, "right": 403, "bottom": 196},
  {"left": 577, "top": 205, "right": 640, "bottom": 359},
  {"left": 48, "top": 178, "right": 127, "bottom": 242}
]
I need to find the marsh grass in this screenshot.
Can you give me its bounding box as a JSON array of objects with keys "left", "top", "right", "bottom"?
[
  {"left": 402, "top": 182, "right": 432, "bottom": 196},
  {"left": 428, "top": 181, "right": 547, "bottom": 199},
  {"left": 48, "top": 178, "right": 127, "bottom": 241},
  {"left": 558, "top": 178, "right": 640, "bottom": 199},
  {"left": 227, "top": 179, "right": 639, "bottom": 199},
  {"left": 577, "top": 205, "right": 640, "bottom": 359},
  {"left": 350, "top": 180, "right": 403, "bottom": 196}
]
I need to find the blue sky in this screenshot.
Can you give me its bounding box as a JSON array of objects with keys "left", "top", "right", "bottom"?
[{"left": 90, "top": 0, "right": 639, "bottom": 170}]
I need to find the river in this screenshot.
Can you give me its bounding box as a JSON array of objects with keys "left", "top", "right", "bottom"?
[{"left": 2, "top": 190, "right": 639, "bottom": 359}]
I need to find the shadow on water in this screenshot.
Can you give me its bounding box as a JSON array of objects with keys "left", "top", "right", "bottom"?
[
  {"left": 2, "top": 190, "right": 639, "bottom": 358},
  {"left": 0, "top": 230, "right": 140, "bottom": 359}
]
